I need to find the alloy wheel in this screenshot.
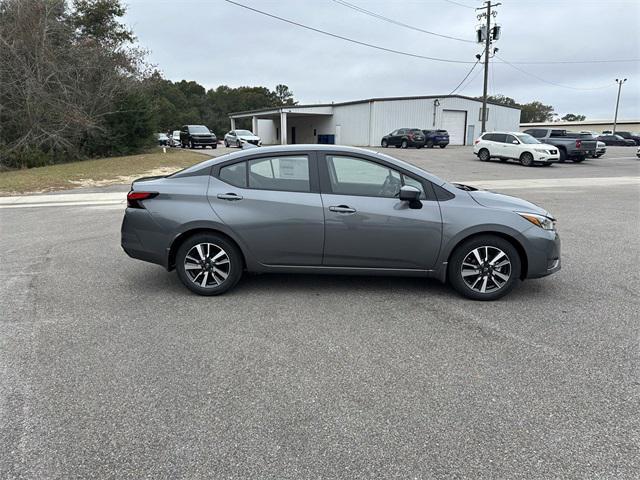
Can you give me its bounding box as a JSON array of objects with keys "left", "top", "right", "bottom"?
[
  {"left": 183, "top": 243, "right": 230, "bottom": 288},
  {"left": 460, "top": 246, "right": 511, "bottom": 293}
]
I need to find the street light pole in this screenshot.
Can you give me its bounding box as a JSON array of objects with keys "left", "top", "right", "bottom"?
[{"left": 613, "top": 78, "right": 626, "bottom": 134}]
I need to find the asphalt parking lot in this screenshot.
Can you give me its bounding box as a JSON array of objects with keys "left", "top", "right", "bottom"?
[{"left": 1, "top": 146, "right": 639, "bottom": 479}]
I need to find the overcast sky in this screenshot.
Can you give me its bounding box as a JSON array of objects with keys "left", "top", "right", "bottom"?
[{"left": 124, "top": 0, "right": 640, "bottom": 120}]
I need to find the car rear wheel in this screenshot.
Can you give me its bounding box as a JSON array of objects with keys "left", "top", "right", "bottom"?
[
  {"left": 478, "top": 148, "right": 490, "bottom": 162},
  {"left": 439, "top": 144, "right": 446, "bottom": 149},
  {"left": 189, "top": 140, "right": 195, "bottom": 149},
  {"left": 176, "top": 233, "right": 243, "bottom": 296},
  {"left": 448, "top": 235, "right": 521, "bottom": 301},
  {"left": 381, "top": 139, "right": 388, "bottom": 148},
  {"left": 520, "top": 152, "right": 534, "bottom": 167},
  {"left": 573, "top": 156, "right": 585, "bottom": 163},
  {"left": 236, "top": 140, "right": 241, "bottom": 148},
  {"left": 401, "top": 140, "right": 408, "bottom": 149}
]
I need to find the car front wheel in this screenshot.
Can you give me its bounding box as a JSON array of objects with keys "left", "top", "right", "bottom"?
[
  {"left": 176, "top": 233, "right": 243, "bottom": 296},
  {"left": 448, "top": 235, "right": 521, "bottom": 300},
  {"left": 401, "top": 140, "right": 408, "bottom": 148},
  {"left": 381, "top": 139, "right": 388, "bottom": 147},
  {"left": 520, "top": 152, "right": 534, "bottom": 167}
]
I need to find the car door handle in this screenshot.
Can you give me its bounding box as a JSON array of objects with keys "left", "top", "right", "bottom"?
[
  {"left": 217, "top": 193, "right": 243, "bottom": 201},
  {"left": 329, "top": 205, "right": 356, "bottom": 214}
]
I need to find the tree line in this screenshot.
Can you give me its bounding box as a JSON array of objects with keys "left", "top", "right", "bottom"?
[
  {"left": 0, "top": 0, "right": 295, "bottom": 169},
  {"left": 481, "top": 95, "right": 586, "bottom": 123}
]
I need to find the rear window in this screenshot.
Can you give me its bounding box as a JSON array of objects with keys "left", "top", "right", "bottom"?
[
  {"left": 550, "top": 129, "right": 566, "bottom": 137},
  {"left": 436, "top": 130, "right": 448, "bottom": 135}
]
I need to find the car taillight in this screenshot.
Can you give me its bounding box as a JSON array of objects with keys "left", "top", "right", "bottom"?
[
  {"left": 576, "top": 139, "right": 582, "bottom": 148},
  {"left": 127, "top": 191, "right": 158, "bottom": 208},
  {"left": 474, "top": 139, "right": 480, "bottom": 144}
]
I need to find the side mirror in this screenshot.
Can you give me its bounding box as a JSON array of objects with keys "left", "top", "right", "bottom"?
[
  {"left": 399, "top": 185, "right": 421, "bottom": 201},
  {"left": 512, "top": 140, "right": 519, "bottom": 144}
]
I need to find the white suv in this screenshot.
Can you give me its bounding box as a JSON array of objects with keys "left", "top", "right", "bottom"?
[{"left": 473, "top": 132, "right": 559, "bottom": 167}]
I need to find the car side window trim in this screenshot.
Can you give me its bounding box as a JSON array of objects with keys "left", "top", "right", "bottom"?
[{"left": 316, "top": 152, "right": 436, "bottom": 201}]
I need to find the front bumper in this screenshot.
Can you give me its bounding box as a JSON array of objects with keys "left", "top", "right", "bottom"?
[
  {"left": 523, "top": 227, "right": 561, "bottom": 279},
  {"left": 533, "top": 151, "right": 560, "bottom": 163}
]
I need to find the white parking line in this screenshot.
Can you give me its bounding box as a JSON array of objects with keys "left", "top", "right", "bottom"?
[{"left": 459, "top": 176, "right": 640, "bottom": 190}]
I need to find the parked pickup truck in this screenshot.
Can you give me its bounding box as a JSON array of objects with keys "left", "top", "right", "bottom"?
[{"left": 522, "top": 128, "right": 597, "bottom": 163}]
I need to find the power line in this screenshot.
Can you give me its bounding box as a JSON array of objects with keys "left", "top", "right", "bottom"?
[
  {"left": 448, "top": 51, "right": 484, "bottom": 95},
  {"left": 331, "top": 0, "right": 475, "bottom": 43},
  {"left": 443, "top": 0, "right": 476, "bottom": 9},
  {"left": 222, "top": 0, "right": 476, "bottom": 63},
  {"left": 500, "top": 58, "right": 640, "bottom": 65},
  {"left": 496, "top": 55, "right": 616, "bottom": 90}
]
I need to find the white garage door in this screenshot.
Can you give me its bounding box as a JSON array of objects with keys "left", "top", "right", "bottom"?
[{"left": 441, "top": 110, "right": 466, "bottom": 145}]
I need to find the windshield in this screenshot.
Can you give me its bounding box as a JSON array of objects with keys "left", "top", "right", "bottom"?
[
  {"left": 189, "top": 126, "right": 210, "bottom": 134},
  {"left": 515, "top": 134, "right": 540, "bottom": 144},
  {"left": 236, "top": 130, "right": 254, "bottom": 136},
  {"left": 410, "top": 129, "right": 423, "bottom": 134}
]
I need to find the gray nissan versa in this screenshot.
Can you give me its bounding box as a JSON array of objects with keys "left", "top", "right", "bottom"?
[{"left": 121, "top": 145, "right": 560, "bottom": 300}]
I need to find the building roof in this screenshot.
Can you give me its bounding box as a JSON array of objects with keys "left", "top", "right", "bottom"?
[
  {"left": 521, "top": 119, "right": 639, "bottom": 127},
  {"left": 229, "top": 94, "right": 521, "bottom": 117}
]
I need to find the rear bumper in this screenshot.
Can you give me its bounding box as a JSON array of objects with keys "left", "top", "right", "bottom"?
[
  {"left": 523, "top": 228, "right": 561, "bottom": 279},
  {"left": 121, "top": 209, "right": 169, "bottom": 268}
]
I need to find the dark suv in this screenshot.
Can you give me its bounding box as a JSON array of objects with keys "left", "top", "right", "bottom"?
[
  {"left": 180, "top": 125, "right": 217, "bottom": 149},
  {"left": 381, "top": 129, "right": 425, "bottom": 149},
  {"left": 422, "top": 129, "right": 450, "bottom": 148}
]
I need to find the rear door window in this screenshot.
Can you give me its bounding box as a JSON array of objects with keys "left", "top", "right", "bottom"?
[{"left": 248, "top": 156, "right": 310, "bottom": 192}]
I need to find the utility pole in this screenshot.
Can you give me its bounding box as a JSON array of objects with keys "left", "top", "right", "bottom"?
[
  {"left": 613, "top": 78, "right": 626, "bottom": 134},
  {"left": 476, "top": 1, "right": 500, "bottom": 133}
]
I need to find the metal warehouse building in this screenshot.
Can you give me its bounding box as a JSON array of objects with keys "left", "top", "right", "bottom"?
[{"left": 228, "top": 95, "right": 521, "bottom": 147}]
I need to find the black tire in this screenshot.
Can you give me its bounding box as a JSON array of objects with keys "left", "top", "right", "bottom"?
[
  {"left": 439, "top": 144, "right": 446, "bottom": 149},
  {"left": 558, "top": 148, "right": 567, "bottom": 163},
  {"left": 416, "top": 144, "right": 423, "bottom": 149},
  {"left": 224, "top": 140, "right": 229, "bottom": 148},
  {"left": 448, "top": 235, "right": 521, "bottom": 301},
  {"left": 381, "top": 139, "right": 388, "bottom": 148},
  {"left": 236, "top": 140, "right": 241, "bottom": 148},
  {"left": 520, "top": 151, "right": 534, "bottom": 167},
  {"left": 175, "top": 233, "right": 243, "bottom": 296},
  {"left": 189, "top": 140, "right": 195, "bottom": 149},
  {"left": 478, "top": 148, "right": 490, "bottom": 162},
  {"left": 593, "top": 154, "right": 602, "bottom": 158},
  {"left": 401, "top": 139, "right": 408, "bottom": 149},
  {"left": 573, "top": 156, "right": 585, "bottom": 163},
  {"left": 212, "top": 143, "right": 217, "bottom": 149},
  {"left": 427, "top": 141, "right": 434, "bottom": 148}
]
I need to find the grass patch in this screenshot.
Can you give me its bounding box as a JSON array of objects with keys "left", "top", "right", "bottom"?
[{"left": 0, "top": 148, "right": 212, "bottom": 195}]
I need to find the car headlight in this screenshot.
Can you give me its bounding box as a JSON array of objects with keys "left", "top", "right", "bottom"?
[{"left": 517, "top": 212, "right": 556, "bottom": 230}]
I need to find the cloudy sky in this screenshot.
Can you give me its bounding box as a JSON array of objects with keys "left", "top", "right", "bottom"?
[{"left": 124, "top": 0, "right": 640, "bottom": 119}]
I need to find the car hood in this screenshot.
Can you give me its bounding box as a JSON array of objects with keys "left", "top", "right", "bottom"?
[
  {"left": 237, "top": 135, "right": 260, "bottom": 141},
  {"left": 538, "top": 143, "right": 558, "bottom": 150},
  {"left": 455, "top": 184, "right": 550, "bottom": 217}
]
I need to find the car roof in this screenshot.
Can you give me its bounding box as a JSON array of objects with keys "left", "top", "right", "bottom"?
[{"left": 175, "top": 144, "right": 447, "bottom": 185}]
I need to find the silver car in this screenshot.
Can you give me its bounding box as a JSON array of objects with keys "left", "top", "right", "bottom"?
[
  {"left": 121, "top": 145, "right": 561, "bottom": 300},
  {"left": 224, "top": 129, "right": 262, "bottom": 148}
]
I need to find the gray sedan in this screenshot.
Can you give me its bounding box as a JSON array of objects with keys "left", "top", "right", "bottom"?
[{"left": 121, "top": 145, "right": 560, "bottom": 300}]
